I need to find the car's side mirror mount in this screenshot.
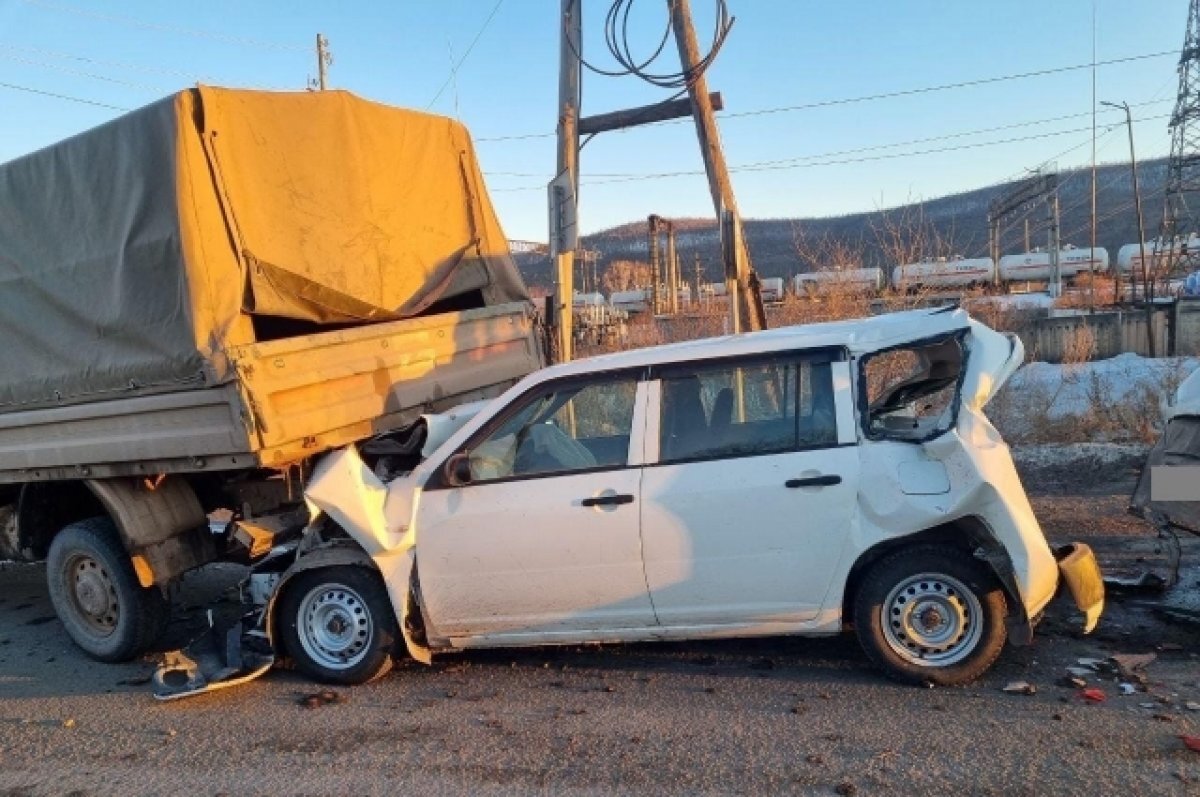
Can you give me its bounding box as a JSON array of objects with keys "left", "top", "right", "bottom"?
[{"left": 444, "top": 452, "right": 473, "bottom": 487}]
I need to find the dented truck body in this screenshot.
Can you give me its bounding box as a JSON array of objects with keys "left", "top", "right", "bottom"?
[{"left": 183, "top": 308, "right": 1102, "bottom": 696}]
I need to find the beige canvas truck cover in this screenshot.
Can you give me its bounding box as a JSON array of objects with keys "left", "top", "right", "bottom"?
[{"left": 0, "top": 86, "right": 529, "bottom": 413}]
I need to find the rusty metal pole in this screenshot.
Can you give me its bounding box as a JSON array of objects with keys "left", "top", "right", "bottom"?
[{"left": 668, "top": 0, "right": 765, "bottom": 332}]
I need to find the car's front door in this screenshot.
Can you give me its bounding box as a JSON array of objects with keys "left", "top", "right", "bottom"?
[
  {"left": 415, "top": 371, "right": 656, "bottom": 643},
  {"left": 639, "top": 352, "right": 861, "bottom": 627}
]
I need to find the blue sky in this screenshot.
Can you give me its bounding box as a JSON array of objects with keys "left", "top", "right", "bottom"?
[{"left": 0, "top": 0, "right": 1187, "bottom": 240}]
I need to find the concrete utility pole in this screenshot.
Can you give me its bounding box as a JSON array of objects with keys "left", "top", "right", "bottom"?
[
  {"left": 668, "top": 0, "right": 765, "bottom": 333},
  {"left": 1047, "top": 193, "right": 1062, "bottom": 299},
  {"left": 1024, "top": 218, "right": 1031, "bottom": 253},
  {"left": 666, "top": 223, "right": 679, "bottom": 314},
  {"left": 648, "top": 215, "right": 661, "bottom": 314},
  {"left": 316, "top": 34, "right": 331, "bottom": 90},
  {"left": 552, "top": 0, "right": 581, "bottom": 362},
  {"left": 1102, "top": 100, "right": 1148, "bottom": 305}
]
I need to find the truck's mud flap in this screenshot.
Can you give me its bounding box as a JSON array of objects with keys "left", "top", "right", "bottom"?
[
  {"left": 1055, "top": 543, "right": 1105, "bottom": 633},
  {"left": 152, "top": 616, "right": 273, "bottom": 701}
]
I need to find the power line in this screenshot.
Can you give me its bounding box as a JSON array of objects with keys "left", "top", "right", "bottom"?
[
  {"left": 476, "top": 48, "right": 1175, "bottom": 143},
  {"left": 487, "top": 106, "right": 1170, "bottom": 185},
  {"left": 426, "top": 0, "right": 506, "bottom": 109},
  {"left": 17, "top": 0, "right": 308, "bottom": 52},
  {"left": 0, "top": 80, "right": 129, "bottom": 111},
  {"left": 0, "top": 43, "right": 217, "bottom": 81},
  {"left": 488, "top": 115, "right": 1170, "bottom": 191},
  {"left": 723, "top": 51, "right": 1173, "bottom": 119},
  {"left": 0, "top": 53, "right": 169, "bottom": 92}
]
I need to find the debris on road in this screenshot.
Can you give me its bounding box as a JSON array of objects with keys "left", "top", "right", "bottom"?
[
  {"left": 1060, "top": 675, "right": 1088, "bottom": 688},
  {"left": 1119, "top": 683, "right": 1138, "bottom": 695},
  {"left": 1110, "top": 652, "right": 1157, "bottom": 681},
  {"left": 1080, "top": 688, "right": 1107, "bottom": 703},
  {"left": 297, "top": 690, "right": 345, "bottom": 709},
  {"left": 1003, "top": 681, "right": 1037, "bottom": 695},
  {"left": 1181, "top": 735, "right": 1200, "bottom": 753}
]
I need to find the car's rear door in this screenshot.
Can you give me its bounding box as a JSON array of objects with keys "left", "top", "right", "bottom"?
[
  {"left": 639, "top": 350, "right": 860, "bottom": 627},
  {"left": 415, "top": 370, "right": 656, "bottom": 643}
]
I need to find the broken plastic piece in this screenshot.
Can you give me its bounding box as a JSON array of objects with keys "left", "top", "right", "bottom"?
[
  {"left": 1182, "top": 735, "right": 1200, "bottom": 753},
  {"left": 152, "top": 620, "right": 273, "bottom": 701},
  {"left": 1003, "top": 681, "right": 1037, "bottom": 695},
  {"left": 1119, "top": 683, "right": 1137, "bottom": 696},
  {"left": 1080, "top": 688, "right": 1107, "bottom": 703}
]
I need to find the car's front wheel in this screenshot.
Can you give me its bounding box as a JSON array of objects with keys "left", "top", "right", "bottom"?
[
  {"left": 278, "top": 566, "right": 398, "bottom": 685},
  {"left": 853, "top": 545, "right": 1007, "bottom": 686}
]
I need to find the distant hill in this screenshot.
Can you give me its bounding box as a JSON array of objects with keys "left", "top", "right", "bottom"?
[{"left": 514, "top": 157, "right": 1169, "bottom": 288}]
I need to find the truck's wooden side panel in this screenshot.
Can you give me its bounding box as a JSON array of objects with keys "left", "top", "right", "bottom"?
[
  {"left": 233, "top": 304, "right": 542, "bottom": 467},
  {"left": 0, "top": 303, "right": 543, "bottom": 482},
  {"left": 0, "top": 387, "right": 253, "bottom": 483}
]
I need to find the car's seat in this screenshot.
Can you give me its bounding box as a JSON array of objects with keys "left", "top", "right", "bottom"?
[{"left": 662, "top": 376, "right": 709, "bottom": 461}]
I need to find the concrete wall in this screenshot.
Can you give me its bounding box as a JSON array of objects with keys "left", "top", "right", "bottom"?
[{"left": 1020, "top": 309, "right": 1170, "bottom": 363}]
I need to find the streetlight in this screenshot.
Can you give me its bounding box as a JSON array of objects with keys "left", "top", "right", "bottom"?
[{"left": 1101, "top": 100, "right": 1149, "bottom": 305}]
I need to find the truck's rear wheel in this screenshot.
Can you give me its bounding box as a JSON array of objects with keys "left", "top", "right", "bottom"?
[
  {"left": 278, "top": 566, "right": 398, "bottom": 685},
  {"left": 46, "top": 517, "right": 169, "bottom": 662}
]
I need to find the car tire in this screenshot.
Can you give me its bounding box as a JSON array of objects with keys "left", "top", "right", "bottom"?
[
  {"left": 46, "top": 516, "right": 171, "bottom": 662},
  {"left": 278, "top": 566, "right": 398, "bottom": 685},
  {"left": 853, "top": 545, "right": 1007, "bottom": 686}
]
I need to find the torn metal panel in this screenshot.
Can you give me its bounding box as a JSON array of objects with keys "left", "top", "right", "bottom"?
[{"left": 152, "top": 618, "right": 273, "bottom": 701}]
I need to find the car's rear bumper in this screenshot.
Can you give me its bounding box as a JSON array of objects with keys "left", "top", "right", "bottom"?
[{"left": 1054, "top": 542, "right": 1105, "bottom": 633}]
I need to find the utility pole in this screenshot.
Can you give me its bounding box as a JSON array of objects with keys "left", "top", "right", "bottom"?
[
  {"left": 669, "top": 0, "right": 765, "bottom": 333},
  {"left": 315, "top": 34, "right": 331, "bottom": 90},
  {"left": 1047, "top": 193, "right": 1062, "bottom": 299},
  {"left": 666, "top": 223, "right": 679, "bottom": 314},
  {"left": 1024, "top": 218, "right": 1031, "bottom": 252},
  {"left": 648, "top": 215, "right": 661, "bottom": 315},
  {"left": 551, "top": 0, "right": 581, "bottom": 362},
  {"left": 1102, "top": 100, "right": 1148, "bottom": 306}
]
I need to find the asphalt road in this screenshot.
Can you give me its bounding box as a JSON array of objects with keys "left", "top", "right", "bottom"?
[{"left": 1, "top": 538, "right": 1198, "bottom": 797}]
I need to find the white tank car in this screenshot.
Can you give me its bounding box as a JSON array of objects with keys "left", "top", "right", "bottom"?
[
  {"left": 891, "top": 257, "right": 994, "bottom": 289},
  {"left": 759, "top": 277, "right": 785, "bottom": 302},
  {"left": 1116, "top": 237, "right": 1200, "bottom": 276},
  {"left": 794, "top": 267, "right": 885, "bottom": 295},
  {"left": 997, "top": 246, "right": 1109, "bottom": 282},
  {"left": 609, "top": 288, "right": 650, "bottom": 312}
]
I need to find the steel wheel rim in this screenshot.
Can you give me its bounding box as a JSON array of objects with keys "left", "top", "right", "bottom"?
[
  {"left": 66, "top": 553, "right": 119, "bottom": 636},
  {"left": 881, "top": 572, "right": 982, "bottom": 667},
  {"left": 296, "top": 583, "right": 374, "bottom": 670}
]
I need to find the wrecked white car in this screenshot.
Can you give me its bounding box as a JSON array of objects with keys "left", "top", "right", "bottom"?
[{"left": 158, "top": 308, "right": 1104, "bottom": 696}]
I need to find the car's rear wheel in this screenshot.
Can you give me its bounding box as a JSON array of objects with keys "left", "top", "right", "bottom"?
[
  {"left": 46, "top": 517, "right": 170, "bottom": 662},
  {"left": 853, "top": 545, "right": 1007, "bottom": 686},
  {"left": 278, "top": 566, "right": 398, "bottom": 685}
]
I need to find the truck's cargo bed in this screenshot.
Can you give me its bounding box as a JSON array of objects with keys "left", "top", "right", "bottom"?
[{"left": 0, "top": 303, "right": 539, "bottom": 482}]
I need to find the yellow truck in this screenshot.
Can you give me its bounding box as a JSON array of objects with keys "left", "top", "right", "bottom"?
[{"left": 0, "top": 87, "right": 543, "bottom": 661}]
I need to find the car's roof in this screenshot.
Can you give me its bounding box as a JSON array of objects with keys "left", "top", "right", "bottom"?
[{"left": 540, "top": 306, "right": 970, "bottom": 380}]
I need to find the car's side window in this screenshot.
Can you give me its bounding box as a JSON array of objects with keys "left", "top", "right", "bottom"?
[
  {"left": 467, "top": 377, "right": 639, "bottom": 482},
  {"left": 659, "top": 357, "right": 836, "bottom": 463}
]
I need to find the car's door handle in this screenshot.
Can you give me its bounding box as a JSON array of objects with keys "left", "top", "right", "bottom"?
[
  {"left": 785, "top": 475, "right": 842, "bottom": 488},
  {"left": 580, "top": 493, "right": 635, "bottom": 507}
]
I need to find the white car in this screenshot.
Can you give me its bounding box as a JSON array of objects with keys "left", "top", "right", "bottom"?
[{"left": 273, "top": 307, "right": 1104, "bottom": 688}]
